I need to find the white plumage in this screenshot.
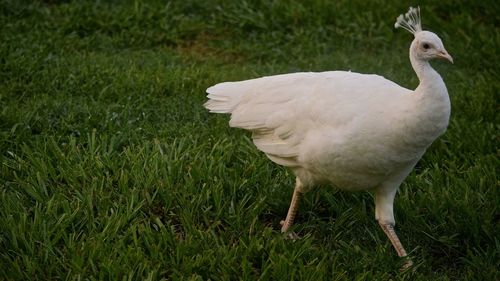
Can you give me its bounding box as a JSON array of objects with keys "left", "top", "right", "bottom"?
[{"left": 204, "top": 7, "right": 452, "bottom": 269}]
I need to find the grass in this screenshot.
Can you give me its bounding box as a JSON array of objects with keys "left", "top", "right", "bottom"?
[{"left": 1, "top": 0, "right": 498, "bottom": 280}]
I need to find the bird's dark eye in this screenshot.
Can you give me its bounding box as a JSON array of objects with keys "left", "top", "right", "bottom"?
[{"left": 422, "top": 43, "right": 430, "bottom": 49}]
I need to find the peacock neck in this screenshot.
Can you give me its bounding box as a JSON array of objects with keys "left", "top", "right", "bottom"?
[
  {"left": 410, "top": 55, "right": 449, "bottom": 102},
  {"left": 403, "top": 54, "right": 451, "bottom": 150},
  {"left": 411, "top": 57, "right": 439, "bottom": 88}
]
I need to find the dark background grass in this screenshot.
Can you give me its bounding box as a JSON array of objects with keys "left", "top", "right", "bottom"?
[{"left": 1, "top": 0, "right": 499, "bottom": 280}]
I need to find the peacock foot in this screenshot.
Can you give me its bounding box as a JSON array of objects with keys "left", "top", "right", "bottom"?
[
  {"left": 400, "top": 257, "right": 414, "bottom": 272},
  {"left": 280, "top": 220, "right": 300, "bottom": 240}
]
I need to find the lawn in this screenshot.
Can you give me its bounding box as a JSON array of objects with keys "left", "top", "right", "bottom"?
[{"left": 1, "top": 0, "right": 498, "bottom": 280}]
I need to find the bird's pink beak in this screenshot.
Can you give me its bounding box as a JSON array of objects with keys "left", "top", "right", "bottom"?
[{"left": 437, "top": 50, "right": 453, "bottom": 64}]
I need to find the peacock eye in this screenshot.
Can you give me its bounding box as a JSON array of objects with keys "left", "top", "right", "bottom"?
[{"left": 422, "top": 43, "right": 430, "bottom": 50}]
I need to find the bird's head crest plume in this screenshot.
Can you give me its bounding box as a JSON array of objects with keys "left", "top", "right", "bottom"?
[{"left": 394, "top": 6, "right": 422, "bottom": 36}]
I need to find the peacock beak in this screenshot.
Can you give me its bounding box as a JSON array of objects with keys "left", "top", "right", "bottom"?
[{"left": 437, "top": 50, "right": 453, "bottom": 64}]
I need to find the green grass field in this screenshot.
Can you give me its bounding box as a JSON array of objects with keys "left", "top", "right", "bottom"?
[{"left": 1, "top": 1, "right": 499, "bottom": 280}]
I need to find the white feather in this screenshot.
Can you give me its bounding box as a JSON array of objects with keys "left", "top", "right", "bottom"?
[
  {"left": 204, "top": 9, "right": 451, "bottom": 228},
  {"left": 205, "top": 71, "right": 418, "bottom": 172}
]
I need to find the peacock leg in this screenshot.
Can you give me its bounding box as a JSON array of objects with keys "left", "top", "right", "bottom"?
[
  {"left": 379, "top": 222, "right": 414, "bottom": 270},
  {"left": 280, "top": 177, "right": 303, "bottom": 239}
]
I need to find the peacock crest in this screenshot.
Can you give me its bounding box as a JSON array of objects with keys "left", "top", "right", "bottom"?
[{"left": 395, "top": 6, "right": 422, "bottom": 35}]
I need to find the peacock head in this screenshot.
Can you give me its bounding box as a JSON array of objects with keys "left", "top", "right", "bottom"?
[{"left": 395, "top": 7, "right": 453, "bottom": 64}]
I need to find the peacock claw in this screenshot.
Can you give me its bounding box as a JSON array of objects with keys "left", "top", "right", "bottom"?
[
  {"left": 285, "top": 231, "right": 300, "bottom": 240},
  {"left": 400, "top": 258, "right": 414, "bottom": 272},
  {"left": 280, "top": 220, "right": 300, "bottom": 240}
]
